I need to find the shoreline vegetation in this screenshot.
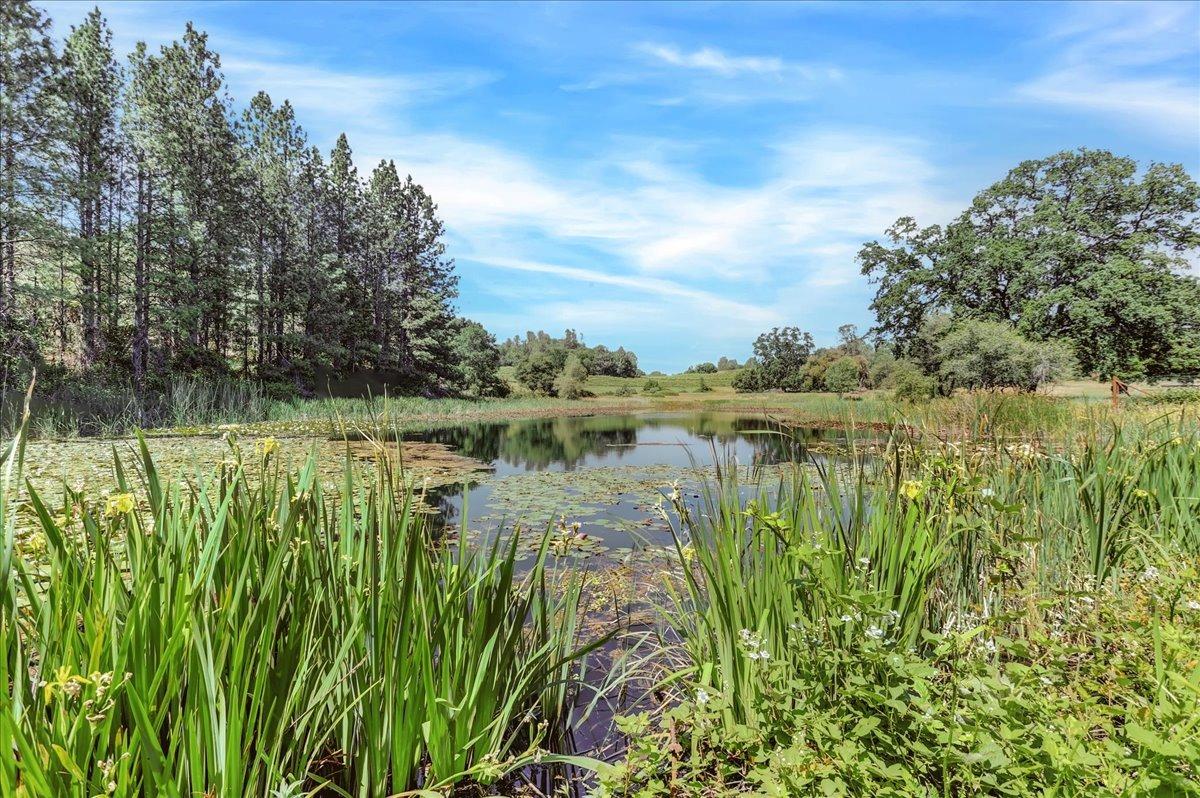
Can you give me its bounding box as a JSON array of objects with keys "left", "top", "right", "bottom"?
[
  {"left": 7, "top": 372, "right": 1195, "bottom": 443},
  {"left": 3, "top": 391, "right": 1199, "bottom": 796}
]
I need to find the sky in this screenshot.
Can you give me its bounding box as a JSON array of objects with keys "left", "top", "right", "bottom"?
[{"left": 48, "top": 0, "right": 1200, "bottom": 372}]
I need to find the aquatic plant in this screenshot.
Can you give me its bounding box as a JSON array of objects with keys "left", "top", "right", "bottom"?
[{"left": 0, "top": 420, "right": 604, "bottom": 796}]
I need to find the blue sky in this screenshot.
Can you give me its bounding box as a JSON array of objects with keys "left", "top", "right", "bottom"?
[{"left": 50, "top": 1, "right": 1200, "bottom": 372}]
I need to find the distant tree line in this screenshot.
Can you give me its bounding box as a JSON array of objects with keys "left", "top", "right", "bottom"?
[
  {"left": 732, "top": 318, "right": 1077, "bottom": 400},
  {"left": 500, "top": 329, "right": 641, "bottom": 397},
  {"left": 684, "top": 356, "right": 739, "bottom": 374},
  {"left": 0, "top": 1, "right": 507, "bottom": 401},
  {"left": 734, "top": 149, "right": 1200, "bottom": 397}
]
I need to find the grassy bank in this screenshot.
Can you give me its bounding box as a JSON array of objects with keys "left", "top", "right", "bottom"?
[{"left": 7, "top": 366, "right": 1192, "bottom": 442}]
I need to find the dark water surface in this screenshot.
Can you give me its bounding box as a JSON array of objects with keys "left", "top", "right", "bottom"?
[{"left": 409, "top": 411, "right": 840, "bottom": 552}]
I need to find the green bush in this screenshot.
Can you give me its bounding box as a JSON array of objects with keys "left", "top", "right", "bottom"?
[
  {"left": 512, "top": 348, "right": 563, "bottom": 396},
  {"left": 732, "top": 366, "right": 766, "bottom": 392},
  {"left": 553, "top": 352, "right": 589, "bottom": 399},
  {"left": 823, "top": 356, "right": 863, "bottom": 394},
  {"left": 889, "top": 360, "right": 936, "bottom": 402},
  {"left": 937, "top": 319, "right": 1076, "bottom": 391}
]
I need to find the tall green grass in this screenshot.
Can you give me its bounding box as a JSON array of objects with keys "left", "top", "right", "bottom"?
[
  {"left": 0, "top": 420, "right": 604, "bottom": 796},
  {"left": 605, "top": 413, "right": 1200, "bottom": 795}
]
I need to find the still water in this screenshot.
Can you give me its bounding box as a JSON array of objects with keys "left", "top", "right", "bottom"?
[{"left": 408, "top": 411, "right": 840, "bottom": 555}]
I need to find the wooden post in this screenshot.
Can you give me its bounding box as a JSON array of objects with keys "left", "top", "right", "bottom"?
[{"left": 1111, "top": 376, "right": 1129, "bottom": 409}]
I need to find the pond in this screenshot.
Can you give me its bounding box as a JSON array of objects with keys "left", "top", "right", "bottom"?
[
  {"left": 21, "top": 411, "right": 843, "bottom": 558},
  {"left": 412, "top": 412, "right": 842, "bottom": 557}
]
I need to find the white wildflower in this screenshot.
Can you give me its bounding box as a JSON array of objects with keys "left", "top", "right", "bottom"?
[{"left": 866, "top": 625, "right": 884, "bottom": 640}]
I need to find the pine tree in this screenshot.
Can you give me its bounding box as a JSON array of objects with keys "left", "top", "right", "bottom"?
[
  {"left": 324, "top": 133, "right": 367, "bottom": 371},
  {"left": 395, "top": 175, "right": 458, "bottom": 389},
  {"left": 61, "top": 7, "right": 121, "bottom": 366},
  {"left": 364, "top": 160, "right": 403, "bottom": 371},
  {"left": 125, "top": 25, "right": 245, "bottom": 371},
  {"left": 0, "top": 0, "right": 60, "bottom": 361},
  {"left": 0, "top": 3, "right": 503, "bottom": 403}
]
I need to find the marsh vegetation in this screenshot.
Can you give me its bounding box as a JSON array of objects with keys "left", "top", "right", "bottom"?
[{"left": 3, "top": 395, "right": 1199, "bottom": 796}]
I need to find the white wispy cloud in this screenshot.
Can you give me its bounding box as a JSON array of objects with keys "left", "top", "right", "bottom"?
[
  {"left": 219, "top": 57, "right": 495, "bottom": 128},
  {"left": 636, "top": 43, "right": 785, "bottom": 77},
  {"left": 473, "top": 257, "right": 778, "bottom": 324},
  {"left": 355, "top": 128, "right": 956, "bottom": 291},
  {"left": 1014, "top": 2, "right": 1199, "bottom": 139}
]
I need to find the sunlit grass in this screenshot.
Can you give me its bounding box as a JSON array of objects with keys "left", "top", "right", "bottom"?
[{"left": 1, "top": 407, "right": 606, "bottom": 796}]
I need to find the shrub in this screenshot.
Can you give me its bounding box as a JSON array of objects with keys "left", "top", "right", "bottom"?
[
  {"left": 732, "top": 366, "right": 767, "bottom": 392},
  {"left": 889, "top": 360, "right": 936, "bottom": 402},
  {"left": 552, "top": 352, "right": 589, "bottom": 399},
  {"left": 697, "top": 377, "right": 712, "bottom": 393},
  {"left": 512, "top": 348, "right": 563, "bottom": 395},
  {"left": 868, "top": 346, "right": 896, "bottom": 387},
  {"left": 823, "top": 356, "right": 863, "bottom": 394},
  {"left": 937, "top": 319, "right": 1076, "bottom": 391},
  {"left": 453, "top": 321, "right": 510, "bottom": 398}
]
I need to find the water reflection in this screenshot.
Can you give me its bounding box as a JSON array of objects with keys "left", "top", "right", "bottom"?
[
  {"left": 409, "top": 412, "right": 840, "bottom": 543},
  {"left": 410, "top": 412, "right": 829, "bottom": 473}
]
